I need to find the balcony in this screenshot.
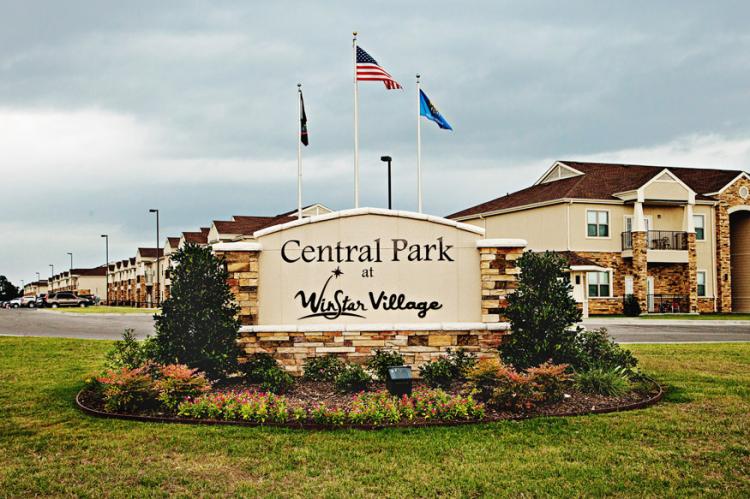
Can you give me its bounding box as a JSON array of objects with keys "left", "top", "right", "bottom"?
[
  {"left": 621, "top": 230, "right": 689, "bottom": 263},
  {"left": 647, "top": 294, "right": 690, "bottom": 314}
]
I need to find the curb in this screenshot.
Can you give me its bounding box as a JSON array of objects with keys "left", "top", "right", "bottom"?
[{"left": 75, "top": 379, "right": 664, "bottom": 431}]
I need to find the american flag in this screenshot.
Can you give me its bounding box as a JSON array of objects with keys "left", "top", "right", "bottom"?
[{"left": 356, "top": 46, "right": 402, "bottom": 90}]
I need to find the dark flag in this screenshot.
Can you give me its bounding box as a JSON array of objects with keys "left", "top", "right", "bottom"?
[{"left": 300, "top": 91, "right": 309, "bottom": 146}]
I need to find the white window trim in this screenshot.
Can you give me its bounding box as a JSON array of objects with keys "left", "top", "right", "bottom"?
[
  {"left": 696, "top": 269, "right": 709, "bottom": 298},
  {"left": 586, "top": 269, "right": 614, "bottom": 298},
  {"left": 586, "top": 209, "right": 612, "bottom": 240},
  {"left": 693, "top": 214, "right": 706, "bottom": 242}
]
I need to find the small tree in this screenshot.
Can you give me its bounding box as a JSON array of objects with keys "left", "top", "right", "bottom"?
[
  {"left": 502, "top": 251, "right": 582, "bottom": 369},
  {"left": 153, "top": 244, "right": 240, "bottom": 380},
  {"left": 0, "top": 276, "right": 20, "bottom": 301}
]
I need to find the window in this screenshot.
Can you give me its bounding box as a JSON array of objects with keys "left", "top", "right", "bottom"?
[
  {"left": 587, "top": 210, "right": 609, "bottom": 238},
  {"left": 693, "top": 215, "right": 705, "bottom": 240},
  {"left": 587, "top": 271, "right": 611, "bottom": 297},
  {"left": 697, "top": 271, "right": 706, "bottom": 297},
  {"left": 624, "top": 276, "right": 634, "bottom": 296}
]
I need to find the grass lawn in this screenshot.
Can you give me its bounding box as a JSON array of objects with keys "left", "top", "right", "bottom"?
[
  {"left": 1, "top": 339, "right": 748, "bottom": 497},
  {"left": 51, "top": 306, "right": 159, "bottom": 315}
]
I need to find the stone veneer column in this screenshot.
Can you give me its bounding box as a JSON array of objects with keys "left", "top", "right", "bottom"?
[
  {"left": 715, "top": 202, "right": 732, "bottom": 313},
  {"left": 477, "top": 239, "right": 526, "bottom": 322},
  {"left": 631, "top": 231, "right": 648, "bottom": 313},
  {"left": 687, "top": 232, "right": 698, "bottom": 313},
  {"left": 213, "top": 243, "right": 261, "bottom": 326}
]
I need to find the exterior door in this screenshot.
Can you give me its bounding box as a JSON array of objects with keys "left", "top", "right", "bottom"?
[
  {"left": 647, "top": 277, "right": 655, "bottom": 313},
  {"left": 570, "top": 272, "right": 588, "bottom": 318}
]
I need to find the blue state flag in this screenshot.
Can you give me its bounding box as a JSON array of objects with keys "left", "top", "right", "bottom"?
[{"left": 419, "top": 89, "right": 453, "bottom": 130}]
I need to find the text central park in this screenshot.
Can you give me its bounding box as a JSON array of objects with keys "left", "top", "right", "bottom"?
[{"left": 280, "top": 237, "right": 454, "bottom": 263}]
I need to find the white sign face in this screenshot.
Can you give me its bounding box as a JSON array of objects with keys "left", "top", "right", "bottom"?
[{"left": 256, "top": 213, "right": 482, "bottom": 325}]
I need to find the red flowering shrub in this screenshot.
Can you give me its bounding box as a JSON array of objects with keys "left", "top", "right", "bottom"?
[
  {"left": 467, "top": 358, "right": 570, "bottom": 411},
  {"left": 97, "top": 366, "right": 157, "bottom": 413},
  {"left": 154, "top": 364, "right": 211, "bottom": 412},
  {"left": 526, "top": 362, "right": 571, "bottom": 403}
]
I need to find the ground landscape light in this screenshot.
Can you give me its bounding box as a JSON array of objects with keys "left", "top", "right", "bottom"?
[{"left": 385, "top": 366, "right": 413, "bottom": 397}]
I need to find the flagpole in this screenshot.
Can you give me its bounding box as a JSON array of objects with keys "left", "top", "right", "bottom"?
[
  {"left": 297, "top": 83, "right": 303, "bottom": 220},
  {"left": 353, "top": 31, "right": 360, "bottom": 208},
  {"left": 416, "top": 74, "right": 423, "bottom": 213}
]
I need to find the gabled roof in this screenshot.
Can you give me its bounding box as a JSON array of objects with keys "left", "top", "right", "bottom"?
[
  {"left": 167, "top": 237, "right": 180, "bottom": 248},
  {"left": 449, "top": 161, "right": 746, "bottom": 219}
]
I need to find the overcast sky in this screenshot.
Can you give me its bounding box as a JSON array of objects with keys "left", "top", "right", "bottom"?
[{"left": 2, "top": 1, "right": 750, "bottom": 286}]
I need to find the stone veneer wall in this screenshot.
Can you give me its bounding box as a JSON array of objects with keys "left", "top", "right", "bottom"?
[
  {"left": 213, "top": 248, "right": 260, "bottom": 326},
  {"left": 479, "top": 244, "right": 524, "bottom": 322},
  {"left": 237, "top": 325, "right": 509, "bottom": 375},
  {"left": 716, "top": 175, "right": 750, "bottom": 312}
]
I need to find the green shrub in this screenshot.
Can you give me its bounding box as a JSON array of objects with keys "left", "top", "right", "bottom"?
[
  {"left": 367, "top": 350, "right": 405, "bottom": 381},
  {"left": 302, "top": 355, "right": 346, "bottom": 382},
  {"left": 260, "top": 366, "right": 294, "bottom": 394},
  {"left": 154, "top": 364, "right": 210, "bottom": 412},
  {"left": 153, "top": 244, "right": 241, "bottom": 380},
  {"left": 105, "top": 329, "right": 155, "bottom": 369},
  {"left": 419, "top": 349, "right": 478, "bottom": 388},
  {"left": 239, "top": 353, "right": 279, "bottom": 383},
  {"left": 573, "top": 328, "right": 638, "bottom": 371},
  {"left": 502, "top": 251, "right": 583, "bottom": 369},
  {"left": 574, "top": 367, "right": 630, "bottom": 396},
  {"left": 97, "top": 366, "right": 157, "bottom": 413},
  {"left": 335, "top": 364, "right": 372, "bottom": 393},
  {"left": 623, "top": 294, "right": 642, "bottom": 317}
]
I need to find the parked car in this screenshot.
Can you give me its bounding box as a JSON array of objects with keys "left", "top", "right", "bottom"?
[
  {"left": 8, "top": 296, "right": 36, "bottom": 308},
  {"left": 35, "top": 294, "right": 47, "bottom": 308},
  {"left": 44, "top": 292, "right": 94, "bottom": 308}
]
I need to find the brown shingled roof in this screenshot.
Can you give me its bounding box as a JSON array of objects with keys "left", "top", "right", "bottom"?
[
  {"left": 71, "top": 266, "right": 107, "bottom": 276},
  {"left": 182, "top": 227, "right": 210, "bottom": 244},
  {"left": 138, "top": 248, "right": 164, "bottom": 259},
  {"left": 449, "top": 161, "right": 746, "bottom": 219},
  {"left": 167, "top": 237, "right": 180, "bottom": 248}
]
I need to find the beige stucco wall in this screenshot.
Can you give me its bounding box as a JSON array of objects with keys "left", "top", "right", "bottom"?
[
  {"left": 76, "top": 275, "right": 106, "bottom": 296},
  {"left": 463, "top": 203, "right": 569, "bottom": 252},
  {"left": 256, "top": 213, "right": 483, "bottom": 325},
  {"left": 643, "top": 180, "right": 690, "bottom": 202}
]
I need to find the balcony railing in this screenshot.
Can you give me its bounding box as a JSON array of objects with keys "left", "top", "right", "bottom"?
[
  {"left": 621, "top": 231, "right": 688, "bottom": 251},
  {"left": 647, "top": 294, "right": 689, "bottom": 314}
]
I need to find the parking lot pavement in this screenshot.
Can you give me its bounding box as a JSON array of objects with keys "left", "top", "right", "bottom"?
[
  {"left": 1, "top": 308, "right": 750, "bottom": 343},
  {"left": 0, "top": 308, "right": 154, "bottom": 340}
]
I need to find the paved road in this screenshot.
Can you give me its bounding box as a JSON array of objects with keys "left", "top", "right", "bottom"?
[
  {"left": 0, "top": 309, "right": 155, "bottom": 340},
  {"left": 1, "top": 308, "right": 750, "bottom": 343},
  {"left": 584, "top": 320, "right": 750, "bottom": 343}
]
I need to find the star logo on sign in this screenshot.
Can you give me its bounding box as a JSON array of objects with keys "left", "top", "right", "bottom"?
[{"left": 331, "top": 267, "right": 344, "bottom": 279}]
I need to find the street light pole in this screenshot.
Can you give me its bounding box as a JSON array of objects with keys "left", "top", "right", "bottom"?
[
  {"left": 149, "top": 209, "right": 160, "bottom": 307},
  {"left": 101, "top": 234, "right": 109, "bottom": 305},
  {"left": 49, "top": 264, "right": 54, "bottom": 291},
  {"left": 66, "top": 252, "right": 73, "bottom": 291},
  {"left": 380, "top": 156, "right": 393, "bottom": 210}
]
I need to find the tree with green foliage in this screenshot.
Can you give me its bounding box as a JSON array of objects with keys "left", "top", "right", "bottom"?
[
  {"left": 0, "top": 275, "right": 20, "bottom": 301},
  {"left": 502, "top": 251, "right": 582, "bottom": 369},
  {"left": 153, "top": 244, "right": 240, "bottom": 380}
]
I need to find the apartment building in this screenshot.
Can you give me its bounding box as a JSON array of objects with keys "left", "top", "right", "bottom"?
[
  {"left": 48, "top": 267, "right": 107, "bottom": 297},
  {"left": 23, "top": 280, "right": 48, "bottom": 297},
  {"left": 207, "top": 205, "right": 332, "bottom": 244},
  {"left": 450, "top": 161, "right": 750, "bottom": 316}
]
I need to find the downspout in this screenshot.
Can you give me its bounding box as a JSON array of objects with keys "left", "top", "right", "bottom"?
[{"left": 711, "top": 203, "right": 718, "bottom": 313}]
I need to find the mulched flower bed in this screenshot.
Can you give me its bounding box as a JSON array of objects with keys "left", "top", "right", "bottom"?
[{"left": 76, "top": 377, "right": 663, "bottom": 430}]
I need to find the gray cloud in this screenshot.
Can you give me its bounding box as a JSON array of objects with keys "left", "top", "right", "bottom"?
[{"left": 2, "top": 1, "right": 750, "bottom": 283}]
